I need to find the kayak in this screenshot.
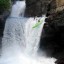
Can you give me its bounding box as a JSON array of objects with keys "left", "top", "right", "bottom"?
[{"left": 32, "top": 19, "right": 43, "bottom": 28}]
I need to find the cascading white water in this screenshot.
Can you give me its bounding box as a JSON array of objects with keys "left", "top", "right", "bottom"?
[
  {"left": 10, "top": 1, "right": 26, "bottom": 17},
  {"left": 0, "top": 1, "right": 56, "bottom": 64},
  {"left": 24, "top": 17, "right": 45, "bottom": 56}
]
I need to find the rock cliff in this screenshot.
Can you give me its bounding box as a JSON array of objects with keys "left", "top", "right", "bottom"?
[
  {"left": 40, "top": 10, "right": 64, "bottom": 64},
  {"left": 25, "top": 0, "right": 51, "bottom": 17}
]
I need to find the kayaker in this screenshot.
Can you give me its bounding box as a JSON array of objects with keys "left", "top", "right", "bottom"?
[{"left": 38, "top": 19, "right": 40, "bottom": 22}]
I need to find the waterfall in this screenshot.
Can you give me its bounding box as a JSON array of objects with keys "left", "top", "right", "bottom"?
[
  {"left": 0, "top": 1, "right": 56, "bottom": 64},
  {"left": 10, "top": 1, "right": 26, "bottom": 17}
]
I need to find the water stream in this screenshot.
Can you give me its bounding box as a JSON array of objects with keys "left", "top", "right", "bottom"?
[{"left": 0, "top": 1, "right": 56, "bottom": 64}]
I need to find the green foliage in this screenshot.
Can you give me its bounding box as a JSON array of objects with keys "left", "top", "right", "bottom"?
[{"left": 0, "top": 0, "right": 11, "bottom": 14}]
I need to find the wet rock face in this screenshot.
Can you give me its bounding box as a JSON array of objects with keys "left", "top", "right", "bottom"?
[
  {"left": 39, "top": 10, "right": 64, "bottom": 63},
  {"left": 25, "top": 0, "right": 51, "bottom": 17},
  {"left": 55, "top": 58, "right": 64, "bottom": 64},
  {"left": 0, "top": 11, "right": 10, "bottom": 37},
  {"left": 0, "top": 11, "right": 10, "bottom": 51}
]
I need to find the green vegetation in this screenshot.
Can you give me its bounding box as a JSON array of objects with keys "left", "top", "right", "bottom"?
[{"left": 0, "top": 0, "right": 11, "bottom": 14}]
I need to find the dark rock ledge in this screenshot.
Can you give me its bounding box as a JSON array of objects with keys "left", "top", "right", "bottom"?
[
  {"left": 39, "top": 10, "right": 64, "bottom": 64},
  {"left": 0, "top": 11, "right": 10, "bottom": 37},
  {"left": 25, "top": 0, "right": 51, "bottom": 17}
]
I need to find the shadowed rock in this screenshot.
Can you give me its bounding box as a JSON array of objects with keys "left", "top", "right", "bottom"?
[
  {"left": 39, "top": 10, "right": 64, "bottom": 64},
  {"left": 25, "top": 0, "right": 51, "bottom": 17}
]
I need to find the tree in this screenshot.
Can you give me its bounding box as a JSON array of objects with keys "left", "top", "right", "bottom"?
[{"left": 0, "top": 0, "right": 11, "bottom": 14}]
